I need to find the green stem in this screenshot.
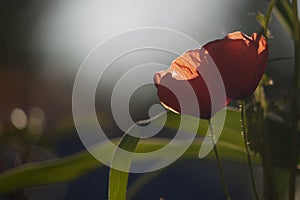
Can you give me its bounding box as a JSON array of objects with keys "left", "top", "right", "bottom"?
[
  {"left": 209, "top": 120, "right": 231, "bottom": 200},
  {"left": 289, "top": 1, "right": 299, "bottom": 199},
  {"left": 240, "top": 101, "right": 260, "bottom": 200},
  {"left": 263, "top": 0, "right": 277, "bottom": 37},
  {"left": 259, "top": 106, "right": 276, "bottom": 200},
  {"left": 257, "top": 1, "right": 277, "bottom": 199}
]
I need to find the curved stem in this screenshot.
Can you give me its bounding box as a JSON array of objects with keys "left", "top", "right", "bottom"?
[
  {"left": 209, "top": 120, "right": 231, "bottom": 200},
  {"left": 240, "top": 100, "right": 260, "bottom": 200},
  {"left": 263, "top": 0, "right": 277, "bottom": 37}
]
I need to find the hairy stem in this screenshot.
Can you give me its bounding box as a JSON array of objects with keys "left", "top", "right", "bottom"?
[
  {"left": 209, "top": 120, "right": 231, "bottom": 200},
  {"left": 240, "top": 101, "right": 260, "bottom": 200}
]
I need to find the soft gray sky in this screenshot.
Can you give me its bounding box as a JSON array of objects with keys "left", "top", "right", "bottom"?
[
  {"left": 31, "top": 0, "right": 274, "bottom": 76},
  {"left": 28, "top": 0, "right": 294, "bottom": 114}
]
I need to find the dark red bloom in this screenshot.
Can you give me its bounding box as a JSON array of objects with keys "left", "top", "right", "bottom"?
[
  {"left": 154, "top": 31, "right": 269, "bottom": 119},
  {"left": 204, "top": 31, "right": 269, "bottom": 99}
]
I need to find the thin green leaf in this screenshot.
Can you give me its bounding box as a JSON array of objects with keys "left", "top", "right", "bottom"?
[
  {"left": 0, "top": 109, "right": 298, "bottom": 195},
  {"left": 108, "top": 134, "right": 140, "bottom": 200},
  {"left": 0, "top": 150, "right": 101, "bottom": 194},
  {"left": 273, "top": 0, "right": 294, "bottom": 37},
  {"left": 0, "top": 109, "right": 243, "bottom": 195}
]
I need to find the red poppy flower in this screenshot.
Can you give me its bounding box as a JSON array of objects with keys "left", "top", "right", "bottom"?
[
  {"left": 154, "top": 31, "right": 268, "bottom": 119},
  {"left": 204, "top": 31, "right": 269, "bottom": 99}
]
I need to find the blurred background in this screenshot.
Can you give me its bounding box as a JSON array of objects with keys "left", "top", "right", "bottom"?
[{"left": 0, "top": 0, "right": 295, "bottom": 199}]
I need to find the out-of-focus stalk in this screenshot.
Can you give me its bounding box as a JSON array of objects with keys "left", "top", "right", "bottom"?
[{"left": 289, "top": 0, "right": 299, "bottom": 199}]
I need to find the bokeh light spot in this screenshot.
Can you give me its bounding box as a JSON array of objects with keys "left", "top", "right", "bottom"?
[{"left": 11, "top": 108, "right": 28, "bottom": 130}]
